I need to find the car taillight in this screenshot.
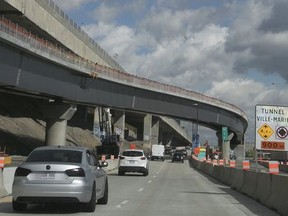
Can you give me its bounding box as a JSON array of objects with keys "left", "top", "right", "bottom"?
[
  {"left": 65, "top": 168, "right": 85, "bottom": 177},
  {"left": 119, "top": 156, "right": 125, "bottom": 160},
  {"left": 14, "top": 167, "right": 31, "bottom": 177},
  {"left": 140, "top": 156, "right": 146, "bottom": 160}
]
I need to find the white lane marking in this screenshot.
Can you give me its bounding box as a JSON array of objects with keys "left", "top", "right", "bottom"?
[
  {"left": 138, "top": 187, "right": 144, "bottom": 192},
  {"left": 148, "top": 180, "right": 152, "bottom": 183},
  {"left": 116, "top": 200, "right": 129, "bottom": 208},
  {"left": 153, "top": 175, "right": 156, "bottom": 178}
]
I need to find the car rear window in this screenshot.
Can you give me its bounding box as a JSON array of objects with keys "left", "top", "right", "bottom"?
[
  {"left": 123, "top": 151, "right": 143, "bottom": 157},
  {"left": 26, "top": 150, "right": 82, "bottom": 163}
]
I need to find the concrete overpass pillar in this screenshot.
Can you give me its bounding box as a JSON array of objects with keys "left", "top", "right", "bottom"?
[
  {"left": 143, "top": 114, "right": 152, "bottom": 149},
  {"left": 151, "top": 117, "right": 159, "bottom": 145},
  {"left": 113, "top": 110, "right": 125, "bottom": 144},
  {"left": 93, "top": 107, "right": 101, "bottom": 139},
  {"left": 222, "top": 132, "right": 234, "bottom": 161},
  {"left": 42, "top": 102, "right": 77, "bottom": 146}
]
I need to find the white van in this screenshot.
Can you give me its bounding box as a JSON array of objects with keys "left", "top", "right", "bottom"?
[{"left": 151, "top": 144, "right": 165, "bottom": 161}]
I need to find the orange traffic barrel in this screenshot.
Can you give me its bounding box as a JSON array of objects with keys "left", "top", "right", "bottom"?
[
  {"left": 111, "top": 155, "right": 114, "bottom": 160},
  {"left": 229, "top": 160, "right": 236, "bottom": 168},
  {"left": 219, "top": 159, "right": 224, "bottom": 166},
  {"left": 242, "top": 160, "right": 250, "bottom": 170},
  {"left": 101, "top": 155, "right": 106, "bottom": 161},
  {"left": 269, "top": 161, "right": 279, "bottom": 175},
  {"left": 0, "top": 157, "right": 4, "bottom": 168},
  {"left": 213, "top": 159, "right": 217, "bottom": 166}
]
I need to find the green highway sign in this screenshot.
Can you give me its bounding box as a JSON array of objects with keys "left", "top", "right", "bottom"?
[{"left": 222, "top": 127, "right": 228, "bottom": 142}]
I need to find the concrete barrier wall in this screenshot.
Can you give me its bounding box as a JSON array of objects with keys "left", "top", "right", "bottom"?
[
  {"left": 254, "top": 172, "right": 271, "bottom": 205},
  {"left": 190, "top": 158, "right": 288, "bottom": 216},
  {"left": 230, "top": 168, "right": 244, "bottom": 191},
  {"left": 0, "top": 169, "right": 8, "bottom": 198},
  {"left": 240, "top": 170, "right": 257, "bottom": 198},
  {"left": 265, "top": 174, "right": 288, "bottom": 216},
  {"left": 0, "top": 159, "right": 119, "bottom": 198},
  {"left": 3, "top": 167, "right": 17, "bottom": 194}
]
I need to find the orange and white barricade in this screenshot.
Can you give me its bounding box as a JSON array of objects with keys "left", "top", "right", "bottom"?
[
  {"left": 242, "top": 160, "right": 250, "bottom": 170},
  {"left": 0, "top": 157, "right": 4, "bottom": 168},
  {"left": 213, "top": 159, "right": 217, "bottom": 166},
  {"left": 269, "top": 161, "right": 279, "bottom": 175},
  {"left": 207, "top": 158, "right": 211, "bottom": 163},
  {"left": 101, "top": 155, "right": 106, "bottom": 161},
  {"left": 111, "top": 155, "right": 114, "bottom": 160},
  {"left": 219, "top": 159, "right": 224, "bottom": 166},
  {"left": 229, "top": 160, "right": 236, "bottom": 168}
]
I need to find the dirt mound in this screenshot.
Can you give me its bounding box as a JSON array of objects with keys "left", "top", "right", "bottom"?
[{"left": 0, "top": 92, "right": 101, "bottom": 156}]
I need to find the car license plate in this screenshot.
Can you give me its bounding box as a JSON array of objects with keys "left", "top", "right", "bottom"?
[
  {"left": 41, "top": 172, "right": 55, "bottom": 179},
  {"left": 128, "top": 160, "right": 135, "bottom": 164}
]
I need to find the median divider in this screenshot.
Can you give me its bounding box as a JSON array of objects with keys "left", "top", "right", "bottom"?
[
  {"left": 0, "top": 169, "right": 8, "bottom": 198},
  {"left": 265, "top": 174, "right": 288, "bottom": 216},
  {"left": 230, "top": 168, "right": 244, "bottom": 191},
  {"left": 239, "top": 170, "right": 257, "bottom": 198},
  {"left": 254, "top": 172, "right": 271, "bottom": 205},
  {"left": 190, "top": 156, "right": 288, "bottom": 216}
]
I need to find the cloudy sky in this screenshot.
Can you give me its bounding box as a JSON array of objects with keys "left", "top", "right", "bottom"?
[{"left": 53, "top": 0, "right": 288, "bottom": 144}]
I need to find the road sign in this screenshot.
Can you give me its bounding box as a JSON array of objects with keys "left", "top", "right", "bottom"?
[
  {"left": 257, "top": 123, "right": 273, "bottom": 140},
  {"left": 255, "top": 105, "right": 288, "bottom": 151},
  {"left": 222, "top": 127, "right": 228, "bottom": 142}
]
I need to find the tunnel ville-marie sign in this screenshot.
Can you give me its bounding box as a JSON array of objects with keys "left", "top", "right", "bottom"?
[{"left": 255, "top": 105, "right": 288, "bottom": 151}]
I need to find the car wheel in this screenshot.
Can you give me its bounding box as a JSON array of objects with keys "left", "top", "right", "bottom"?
[
  {"left": 143, "top": 169, "right": 148, "bottom": 176},
  {"left": 172, "top": 160, "right": 174, "bottom": 163},
  {"left": 12, "top": 200, "right": 27, "bottom": 211},
  {"left": 182, "top": 160, "right": 184, "bottom": 163},
  {"left": 83, "top": 183, "right": 96, "bottom": 212},
  {"left": 98, "top": 179, "right": 108, "bottom": 204}
]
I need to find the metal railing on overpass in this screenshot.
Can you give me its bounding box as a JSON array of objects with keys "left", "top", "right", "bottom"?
[{"left": 0, "top": 16, "right": 247, "bottom": 122}]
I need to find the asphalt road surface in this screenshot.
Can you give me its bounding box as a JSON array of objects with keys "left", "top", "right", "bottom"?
[{"left": 0, "top": 158, "right": 280, "bottom": 216}]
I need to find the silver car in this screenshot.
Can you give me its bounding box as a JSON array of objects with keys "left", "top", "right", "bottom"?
[{"left": 12, "top": 145, "right": 108, "bottom": 212}]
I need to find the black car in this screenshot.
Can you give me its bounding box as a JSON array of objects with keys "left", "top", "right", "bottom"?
[{"left": 172, "top": 152, "right": 184, "bottom": 163}]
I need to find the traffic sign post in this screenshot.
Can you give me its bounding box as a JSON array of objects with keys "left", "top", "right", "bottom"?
[{"left": 255, "top": 105, "right": 288, "bottom": 151}]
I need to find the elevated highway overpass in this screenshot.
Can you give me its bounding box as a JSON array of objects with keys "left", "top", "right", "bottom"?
[{"left": 0, "top": 0, "right": 248, "bottom": 156}]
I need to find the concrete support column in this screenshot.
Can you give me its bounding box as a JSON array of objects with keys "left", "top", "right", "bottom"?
[
  {"left": 143, "top": 114, "right": 152, "bottom": 149},
  {"left": 93, "top": 107, "right": 101, "bottom": 139},
  {"left": 113, "top": 110, "right": 125, "bottom": 144},
  {"left": 45, "top": 119, "right": 67, "bottom": 145},
  {"left": 42, "top": 102, "right": 77, "bottom": 146},
  {"left": 151, "top": 117, "right": 159, "bottom": 145},
  {"left": 222, "top": 132, "right": 234, "bottom": 161},
  {"left": 222, "top": 141, "right": 230, "bottom": 161}
]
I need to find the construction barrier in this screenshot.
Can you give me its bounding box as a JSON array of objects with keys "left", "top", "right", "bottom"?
[
  {"left": 213, "top": 159, "right": 217, "bottom": 166},
  {"left": 111, "top": 155, "right": 114, "bottom": 160},
  {"left": 269, "top": 161, "right": 279, "bottom": 175},
  {"left": 0, "top": 157, "right": 4, "bottom": 169},
  {"left": 4, "top": 156, "right": 11, "bottom": 165},
  {"left": 101, "top": 155, "right": 106, "bottom": 161},
  {"left": 229, "top": 160, "right": 236, "bottom": 168},
  {"left": 219, "top": 159, "right": 224, "bottom": 166},
  {"left": 190, "top": 156, "right": 288, "bottom": 216},
  {"left": 242, "top": 160, "right": 250, "bottom": 170}
]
